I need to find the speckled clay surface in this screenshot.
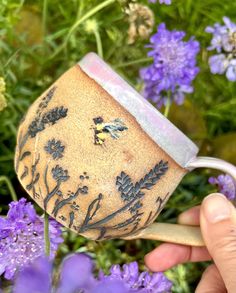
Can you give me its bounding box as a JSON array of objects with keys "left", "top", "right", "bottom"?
[
  {"left": 15, "top": 63, "right": 186, "bottom": 241},
  {"left": 79, "top": 53, "right": 199, "bottom": 168}
]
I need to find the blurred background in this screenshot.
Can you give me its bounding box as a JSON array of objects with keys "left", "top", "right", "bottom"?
[{"left": 0, "top": 0, "right": 236, "bottom": 291}]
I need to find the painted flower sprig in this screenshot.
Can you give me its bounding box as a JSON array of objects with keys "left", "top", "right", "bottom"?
[
  {"left": 140, "top": 23, "right": 200, "bottom": 109},
  {"left": 206, "top": 17, "right": 236, "bottom": 81},
  {"left": 0, "top": 198, "right": 63, "bottom": 280},
  {"left": 11, "top": 253, "right": 172, "bottom": 293}
]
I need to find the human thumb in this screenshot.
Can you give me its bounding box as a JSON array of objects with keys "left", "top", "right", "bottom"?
[{"left": 199, "top": 193, "right": 236, "bottom": 293}]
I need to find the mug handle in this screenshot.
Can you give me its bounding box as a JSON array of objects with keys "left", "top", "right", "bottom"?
[{"left": 123, "top": 156, "right": 236, "bottom": 246}]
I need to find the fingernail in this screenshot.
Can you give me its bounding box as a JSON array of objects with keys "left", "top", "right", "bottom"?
[{"left": 203, "top": 193, "right": 232, "bottom": 223}]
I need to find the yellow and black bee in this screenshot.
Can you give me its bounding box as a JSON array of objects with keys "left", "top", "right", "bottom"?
[{"left": 93, "top": 116, "right": 128, "bottom": 145}]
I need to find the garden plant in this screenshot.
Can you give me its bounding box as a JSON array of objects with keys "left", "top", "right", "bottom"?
[{"left": 0, "top": 0, "right": 236, "bottom": 292}]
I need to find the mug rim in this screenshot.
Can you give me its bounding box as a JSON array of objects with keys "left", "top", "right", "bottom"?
[{"left": 78, "top": 52, "right": 199, "bottom": 168}]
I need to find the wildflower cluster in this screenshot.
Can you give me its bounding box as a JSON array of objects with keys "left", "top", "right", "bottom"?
[
  {"left": 100, "top": 260, "right": 172, "bottom": 292},
  {"left": 140, "top": 23, "right": 200, "bottom": 108},
  {"left": 12, "top": 253, "right": 172, "bottom": 293},
  {"left": 0, "top": 198, "right": 63, "bottom": 280},
  {"left": 206, "top": 17, "right": 236, "bottom": 81}
]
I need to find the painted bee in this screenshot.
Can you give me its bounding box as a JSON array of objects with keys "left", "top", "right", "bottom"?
[{"left": 93, "top": 116, "right": 128, "bottom": 145}]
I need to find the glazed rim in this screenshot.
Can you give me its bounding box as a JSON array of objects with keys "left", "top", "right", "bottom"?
[{"left": 78, "top": 52, "right": 199, "bottom": 168}]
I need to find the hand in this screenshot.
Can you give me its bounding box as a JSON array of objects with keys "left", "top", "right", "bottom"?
[{"left": 145, "top": 193, "right": 236, "bottom": 293}]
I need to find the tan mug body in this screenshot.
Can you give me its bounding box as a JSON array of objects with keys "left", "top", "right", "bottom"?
[{"left": 15, "top": 60, "right": 187, "bottom": 241}]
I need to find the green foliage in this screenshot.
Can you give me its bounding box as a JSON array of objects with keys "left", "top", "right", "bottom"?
[{"left": 0, "top": 0, "right": 236, "bottom": 292}]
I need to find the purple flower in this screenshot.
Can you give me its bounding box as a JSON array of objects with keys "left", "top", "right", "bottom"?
[
  {"left": 206, "top": 17, "right": 236, "bottom": 81},
  {"left": 57, "top": 254, "right": 97, "bottom": 293},
  {"left": 159, "top": 0, "right": 171, "bottom": 4},
  {"left": 99, "top": 261, "right": 172, "bottom": 292},
  {"left": 0, "top": 198, "right": 63, "bottom": 280},
  {"left": 11, "top": 254, "right": 172, "bottom": 293},
  {"left": 13, "top": 258, "right": 52, "bottom": 293},
  {"left": 149, "top": 0, "right": 172, "bottom": 4},
  {"left": 140, "top": 23, "right": 199, "bottom": 108},
  {"left": 209, "top": 174, "right": 236, "bottom": 200},
  {"left": 208, "top": 54, "right": 228, "bottom": 74}
]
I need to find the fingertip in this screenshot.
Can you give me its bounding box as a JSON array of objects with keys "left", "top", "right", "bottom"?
[
  {"left": 144, "top": 244, "right": 173, "bottom": 271},
  {"left": 178, "top": 205, "right": 201, "bottom": 226},
  {"left": 144, "top": 243, "right": 190, "bottom": 271},
  {"left": 201, "top": 193, "right": 232, "bottom": 224}
]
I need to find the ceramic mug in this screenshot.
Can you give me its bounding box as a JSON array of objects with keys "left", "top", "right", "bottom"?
[{"left": 15, "top": 53, "right": 236, "bottom": 246}]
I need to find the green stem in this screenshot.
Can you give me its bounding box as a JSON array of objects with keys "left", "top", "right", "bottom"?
[
  {"left": 44, "top": 212, "right": 50, "bottom": 256},
  {"left": 0, "top": 176, "right": 17, "bottom": 201},
  {"left": 51, "top": 0, "right": 115, "bottom": 59},
  {"left": 42, "top": 0, "right": 48, "bottom": 37},
  {"left": 0, "top": 155, "right": 14, "bottom": 162},
  {"left": 114, "top": 57, "right": 153, "bottom": 68},
  {"left": 164, "top": 92, "right": 171, "bottom": 118},
  {"left": 4, "top": 49, "right": 21, "bottom": 68},
  {"left": 67, "top": 0, "right": 114, "bottom": 41},
  {"left": 93, "top": 28, "right": 103, "bottom": 59},
  {"left": 8, "top": 123, "right": 17, "bottom": 135}
]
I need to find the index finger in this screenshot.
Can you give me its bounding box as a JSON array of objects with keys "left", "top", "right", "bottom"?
[{"left": 145, "top": 243, "right": 211, "bottom": 272}]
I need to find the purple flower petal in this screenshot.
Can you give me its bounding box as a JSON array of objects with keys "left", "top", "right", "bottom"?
[
  {"left": 13, "top": 257, "right": 52, "bottom": 293},
  {"left": 209, "top": 174, "right": 236, "bottom": 200},
  {"left": 223, "top": 16, "right": 236, "bottom": 31},
  {"left": 91, "top": 279, "right": 130, "bottom": 293},
  {"left": 148, "top": 0, "right": 172, "bottom": 4},
  {"left": 209, "top": 54, "right": 227, "bottom": 74},
  {"left": 8, "top": 198, "right": 37, "bottom": 223},
  {"left": 122, "top": 262, "right": 139, "bottom": 286},
  {"left": 226, "top": 60, "right": 236, "bottom": 81},
  {"left": 109, "top": 264, "right": 123, "bottom": 279},
  {"left": 159, "top": 0, "right": 172, "bottom": 4},
  {"left": 57, "top": 253, "right": 97, "bottom": 293},
  {"left": 143, "top": 272, "right": 172, "bottom": 292},
  {"left": 100, "top": 261, "right": 172, "bottom": 292}
]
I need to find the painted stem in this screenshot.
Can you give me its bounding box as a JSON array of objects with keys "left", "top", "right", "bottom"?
[
  {"left": 44, "top": 181, "right": 61, "bottom": 210},
  {"left": 16, "top": 132, "right": 30, "bottom": 172},
  {"left": 44, "top": 212, "right": 50, "bottom": 256},
  {"left": 79, "top": 196, "right": 140, "bottom": 233},
  {"left": 52, "top": 185, "right": 81, "bottom": 217},
  {"left": 0, "top": 176, "right": 17, "bottom": 201}
]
